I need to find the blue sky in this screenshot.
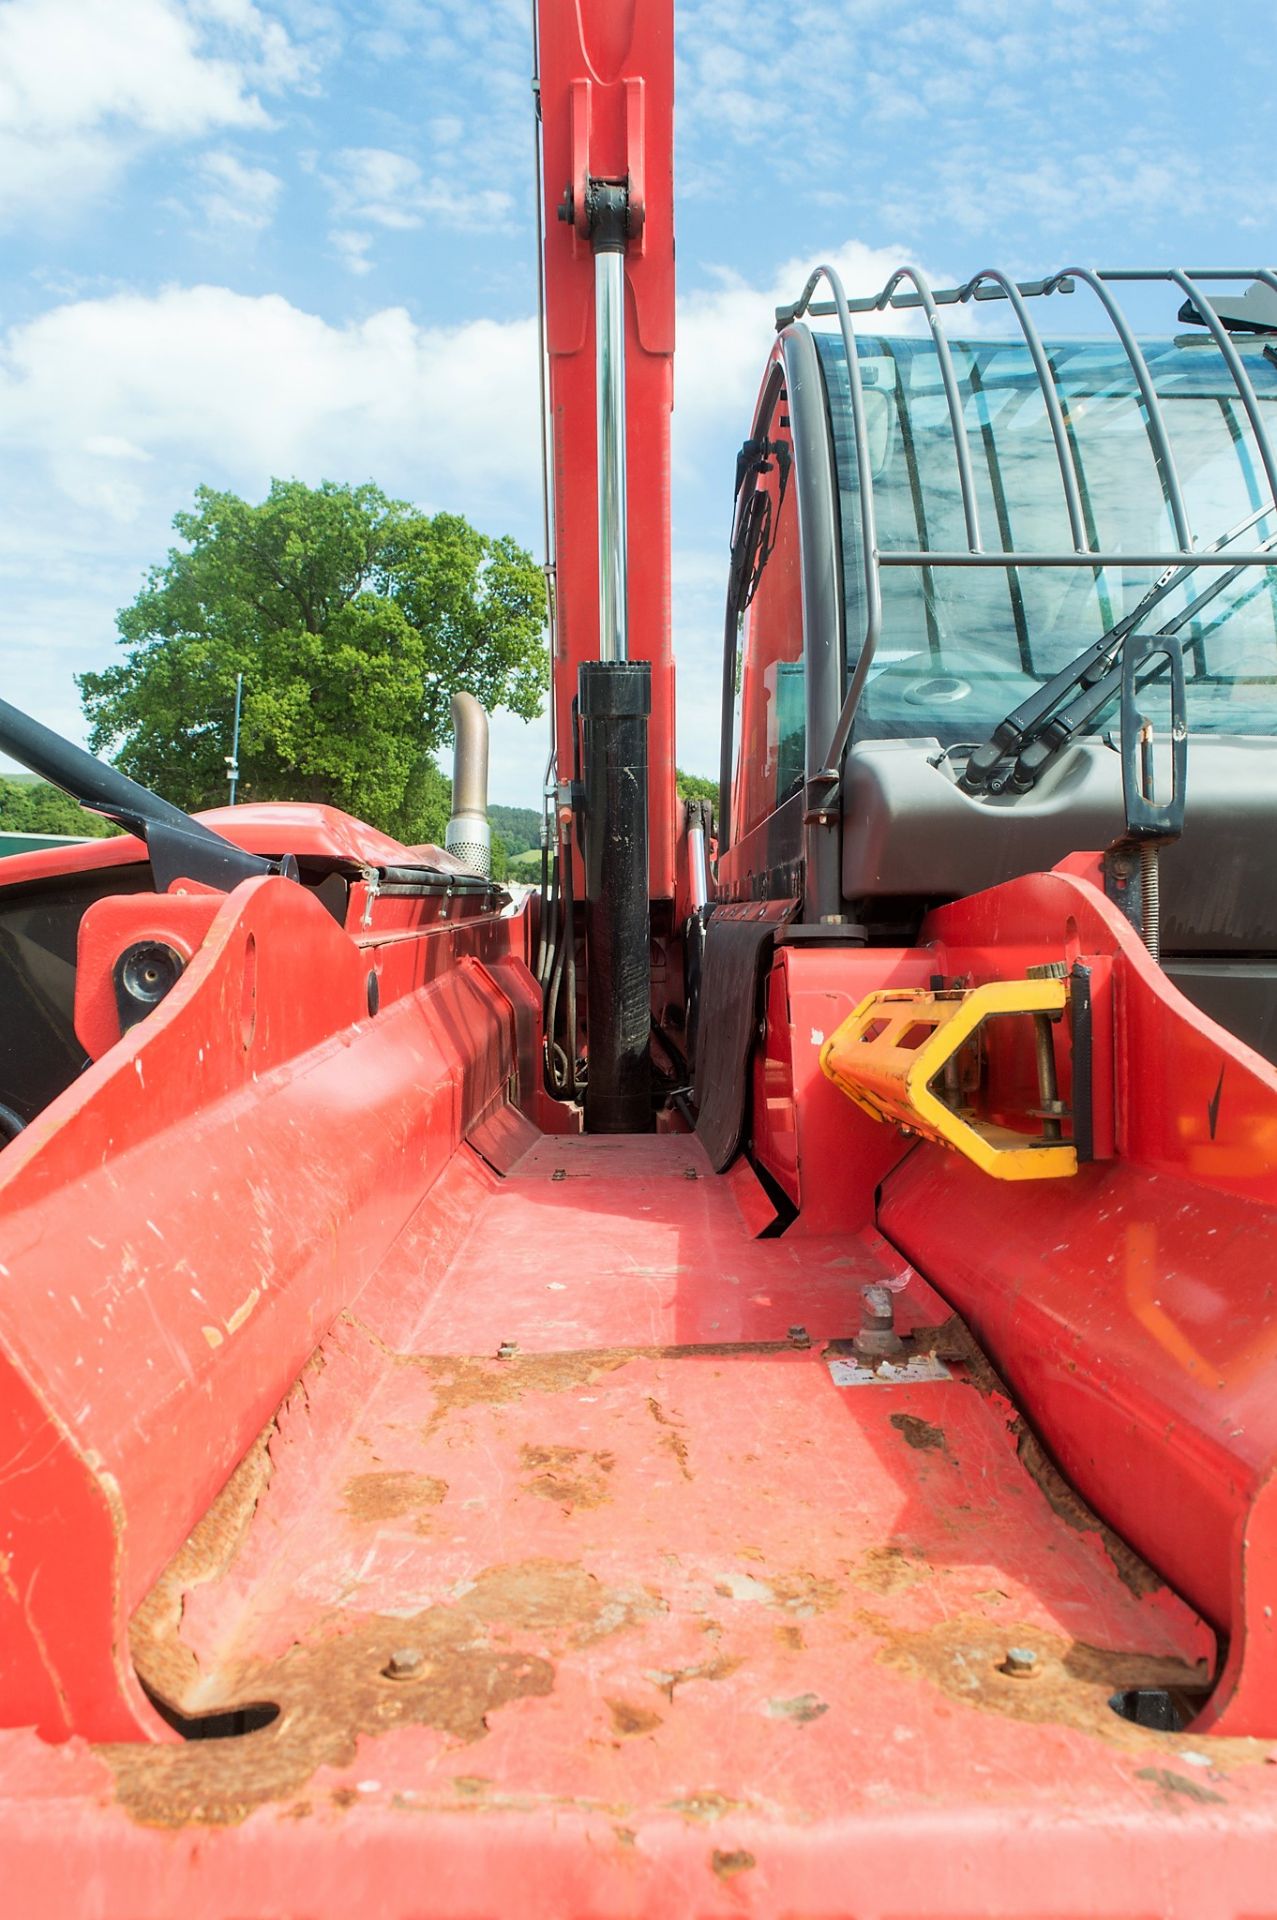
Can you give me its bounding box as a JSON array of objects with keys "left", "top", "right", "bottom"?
[{"left": 0, "top": 0, "right": 1269, "bottom": 806}]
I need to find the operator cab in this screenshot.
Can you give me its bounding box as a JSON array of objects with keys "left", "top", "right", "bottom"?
[{"left": 717, "top": 270, "right": 1277, "bottom": 1058}]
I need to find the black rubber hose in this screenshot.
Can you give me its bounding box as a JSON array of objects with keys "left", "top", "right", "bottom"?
[{"left": 0, "top": 1101, "right": 28, "bottom": 1142}]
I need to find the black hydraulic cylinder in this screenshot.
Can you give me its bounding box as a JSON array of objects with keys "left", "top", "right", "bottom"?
[{"left": 579, "top": 660, "right": 652, "bottom": 1133}]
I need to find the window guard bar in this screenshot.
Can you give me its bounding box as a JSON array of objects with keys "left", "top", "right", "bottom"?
[{"left": 777, "top": 265, "right": 1277, "bottom": 790}]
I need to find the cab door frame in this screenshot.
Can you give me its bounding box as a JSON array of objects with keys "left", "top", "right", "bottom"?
[{"left": 716, "top": 325, "right": 846, "bottom": 912}]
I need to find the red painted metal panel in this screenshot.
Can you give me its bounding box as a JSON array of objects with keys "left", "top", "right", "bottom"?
[
  {"left": 876, "top": 863, "right": 1277, "bottom": 1734},
  {"left": 0, "top": 878, "right": 523, "bottom": 1739},
  {"left": 751, "top": 947, "right": 935, "bottom": 1228},
  {"left": 538, "top": 0, "right": 676, "bottom": 896}
]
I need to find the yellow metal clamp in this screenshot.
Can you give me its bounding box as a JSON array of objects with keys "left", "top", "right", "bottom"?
[{"left": 819, "top": 979, "right": 1077, "bottom": 1181}]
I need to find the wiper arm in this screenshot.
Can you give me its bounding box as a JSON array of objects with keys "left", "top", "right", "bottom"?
[
  {"left": 960, "top": 501, "right": 1277, "bottom": 796},
  {"left": 0, "top": 695, "right": 282, "bottom": 892},
  {"left": 1006, "top": 532, "right": 1277, "bottom": 790}
]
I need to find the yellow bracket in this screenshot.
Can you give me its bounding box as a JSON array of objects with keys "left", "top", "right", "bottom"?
[{"left": 819, "top": 979, "right": 1077, "bottom": 1181}]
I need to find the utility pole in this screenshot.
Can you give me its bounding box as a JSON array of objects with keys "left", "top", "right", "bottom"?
[{"left": 226, "top": 672, "right": 243, "bottom": 805}]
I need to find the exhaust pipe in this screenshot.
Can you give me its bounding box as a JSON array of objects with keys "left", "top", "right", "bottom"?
[{"left": 445, "top": 692, "right": 491, "bottom": 878}]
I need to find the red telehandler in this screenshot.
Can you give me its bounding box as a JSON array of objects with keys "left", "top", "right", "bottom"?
[{"left": 2, "top": 3, "right": 1277, "bottom": 1913}]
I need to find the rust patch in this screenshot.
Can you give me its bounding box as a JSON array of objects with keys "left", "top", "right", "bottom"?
[
  {"left": 918, "top": 1316, "right": 1165, "bottom": 1598},
  {"left": 607, "top": 1697, "right": 663, "bottom": 1737},
  {"left": 110, "top": 1557, "right": 658, "bottom": 1829},
  {"left": 1136, "top": 1766, "right": 1227, "bottom": 1808},
  {"left": 1014, "top": 1421, "right": 1161, "bottom": 1598},
  {"left": 418, "top": 1350, "right": 631, "bottom": 1431},
  {"left": 409, "top": 1340, "right": 794, "bottom": 1433},
  {"left": 460, "top": 1557, "right": 662, "bottom": 1646},
  {"left": 769, "top": 1569, "right": 843, "bottom": 1615},
  {"left": 712, "top": 1848, "right": 757, "bottom": 1879},
  {"left": 519, "top": 1444, "right": 615, "bottom": 1509},
  {"left": 129, "top": 1416, "right": 277, "bottom": 1710},
  {"left": 713, "top": 1565, "right": 842, "bottom": 1615},
  {"left": 649, "top": 1655, "right": 744, "bottom": 1703},
  {"left": 765, "top": 1693, "right": 828, "bottom": 1725},
  {"left": 889, "top": 1412, "right": 952, "bottom": 1459},
  {"left": 646, "top": 1395, "right": 692, "bottom": 1480},
  {"left": 774, "top": 1623, "right": 805, "bottom": 1652},
  {"left": 343, "top": 1471, "right": 447, "bottom": 1524},
  {"left": 850, "top": 1544, "right": 929, "bottom": 1595},
  {"left": 862, "top": 1609, "right": 1210, "bottom": 1746},
  {"left": 669, "top": 1791, "right": 746, "bottom": 1823}
]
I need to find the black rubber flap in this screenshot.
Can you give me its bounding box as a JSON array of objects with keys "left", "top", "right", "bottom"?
[{"left": 693, "top": 915, "right": 778, "bottom": 1172}]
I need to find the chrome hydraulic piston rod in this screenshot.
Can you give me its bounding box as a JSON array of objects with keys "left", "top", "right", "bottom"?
[{"left": 596, "top": 245, "right": 629, "bottom": 663}]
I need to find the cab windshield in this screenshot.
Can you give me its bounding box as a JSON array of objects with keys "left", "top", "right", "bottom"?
[{"left": 815, "top": 331, "right": 1277, "bottom": 747}]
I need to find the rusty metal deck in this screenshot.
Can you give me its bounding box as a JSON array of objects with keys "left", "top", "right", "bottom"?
[{"left": 6, "top": 1134, "right": 1277, "bottom": 1913}]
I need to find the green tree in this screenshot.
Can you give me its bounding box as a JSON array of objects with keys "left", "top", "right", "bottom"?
[
  {"left": 0, "top": 777, "right": 118, "bottom": 838},
  {"left": 676, "top": 769, "right": 718, "bottom": 807},
  {"left": 78, "top": 480, "right": 547, "bottom": 844},
  {"left": 489, "top": 803, "right": 541, "bottom": 857}
]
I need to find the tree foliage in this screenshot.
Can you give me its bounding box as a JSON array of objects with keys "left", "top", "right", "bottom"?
[
  {"left": 489, "top": 804, "right": 541, "bottom": 857},
  {"left": 675, "top": 769, "right": 718, "bottom": 807},
  {"left": 0, "top": 777, "right": 118, "bottom": 838},
  {"left": 78, "top": 480, "right": 547, "bottom": 845}
]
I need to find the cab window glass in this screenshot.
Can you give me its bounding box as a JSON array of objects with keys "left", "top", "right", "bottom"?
[
  {"left": 730, "top": 393, "right": 804, "bottom": 841},
  {"left": 817, "top": 331, "right": 1277, "bottom": 746}
]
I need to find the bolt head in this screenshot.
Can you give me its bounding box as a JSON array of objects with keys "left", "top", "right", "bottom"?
[
  {"left": 861, "top": 1283, "right": 895, "bottom": 1329},
  {"left": 384, "top": 1647, "right": 424, "bottom": 1680},
  {"left": 1001, "top": 1647, "right": 1038, "bottom": 1678}
]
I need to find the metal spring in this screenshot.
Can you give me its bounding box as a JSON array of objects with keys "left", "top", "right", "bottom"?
[{"left": 1141, "top": 846, "right": 1161, "bottom": 963}]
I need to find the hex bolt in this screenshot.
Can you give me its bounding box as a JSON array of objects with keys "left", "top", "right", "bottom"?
[
  {"left": 863, "top": 1285, "right": 893, "bottom": 1328},
  {"left": 383, "top": 1647, "right": 424, "bottom": 1681},
  {"left": 496, "top": 1340, "right": 518, "bottom": 1361},
  {"left": 1001, "top": 1647, "right": 1038, "bottom": 1679},
  {"left": 788, "top": 1324, "right": 811, "bottom": 1350}
]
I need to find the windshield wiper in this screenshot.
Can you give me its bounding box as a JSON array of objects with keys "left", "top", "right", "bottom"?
[{"left": 959, "top": 502, "right": 1277, "bottom": 797}]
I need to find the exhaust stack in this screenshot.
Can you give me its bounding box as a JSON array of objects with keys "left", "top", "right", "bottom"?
[{"left": 445, "top": 692, "right": 491, "bottom": 879}]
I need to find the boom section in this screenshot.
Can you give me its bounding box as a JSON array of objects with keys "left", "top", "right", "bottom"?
[{"left": 535, "top": 0, "right": 675, "bottom": 896}]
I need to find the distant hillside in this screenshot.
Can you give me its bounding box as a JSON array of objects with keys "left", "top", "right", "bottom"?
[{"left": 489, "top": 804, "right": 541, "bottom": 857}]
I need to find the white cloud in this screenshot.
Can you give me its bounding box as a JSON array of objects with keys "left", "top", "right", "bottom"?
[
  {"left": 194, "top": 150, "right": 282, "bottom": 232},
  {"left": 0, "top": 284, "right": 541, "bottom": 512},
  {"left": 324, "top": 145, "right": 513, "bottom": 236},
  {"left": 0, "top": 0, "right": 309, "bottom": 223},
  {"left": 329, "top": 228, "right": 373, "bottom": 276},
  {"left": 0, "top": 236, "right": 940, "bottom": 798}
]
